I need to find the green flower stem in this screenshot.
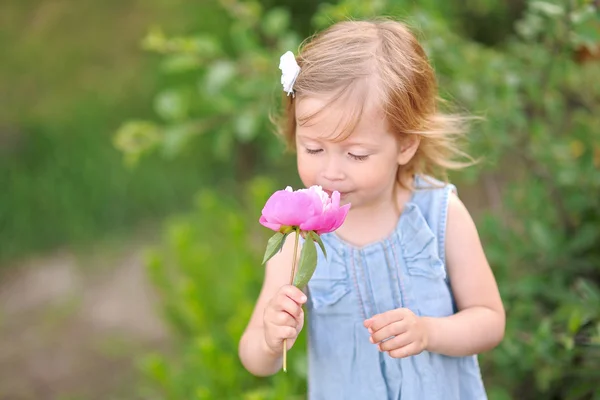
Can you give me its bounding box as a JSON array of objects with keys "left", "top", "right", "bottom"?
[
  {"left": 283, "top": 226, "right": 300, "bottom": 373},
  {"left": 288, "top": 227, "right": 300, "bottom": 285}
]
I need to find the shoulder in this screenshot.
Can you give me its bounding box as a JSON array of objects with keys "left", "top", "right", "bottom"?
[
  {"left": 447, "top": 191, "right": 469, "bottom": 220},
  {"left": 446, "top": 191, "right": 477, "bottom": 237},
  {"left": 445, "top": 192, "right": 483, "bottom": 263}
]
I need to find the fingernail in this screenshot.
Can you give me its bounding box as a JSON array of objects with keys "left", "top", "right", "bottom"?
[
  {"left": 369, "top": 336, "right": 374, "bottom": 344},
  {"left": 300, "top": 295, "right": 307, "bottom": 302},
  {"left": 368, "top": 328, "right": 373, "bottom": 334}
]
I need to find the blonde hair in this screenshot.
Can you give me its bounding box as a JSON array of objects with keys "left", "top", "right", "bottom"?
[{"left": 274, "top": 18, "right": 475, "bottom": 188}]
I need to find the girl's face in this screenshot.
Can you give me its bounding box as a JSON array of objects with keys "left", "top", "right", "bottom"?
[{"left": 295, "top": 96, "right": 415, "bottom": 211}]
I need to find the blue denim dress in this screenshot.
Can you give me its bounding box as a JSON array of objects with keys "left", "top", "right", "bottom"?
[{"left": 305, "top": 176, "right": 487, "bottom": 399}]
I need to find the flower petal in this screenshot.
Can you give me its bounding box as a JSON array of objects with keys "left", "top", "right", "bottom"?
[
  {"left": 331, "top": 191, "right": 340, "bottom": 208},
  {"left": 261, "top": 188, "right": 321, "bottom": 227},
  {"left": 332, "top": 204, "right": 351, "bottom": 231},
  {"left": 259, "top": 215, "right": 281, "bottom": 231},
  {"left": 300, "top": 201, "right": 351, "bottom": 234}
]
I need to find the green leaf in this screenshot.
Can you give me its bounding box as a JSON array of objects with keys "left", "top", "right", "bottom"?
[
  {"left": 293, "top": 236, "right": 317, "bottom": 289},
  {"left": 189, "top": 35, "right": 221, "bottom": 56},
  {"left": 212, "top": 127, "right": 234, "bottom": 161},
  {"left": 277, "top": 32, "right": 302, "bottom": 54},
  {"left": 234, "top": 111, "right": 259, "bottom": 143},
  {"left": 262, "top": 232, "right": 286, "bottom": 264},
  {"left": 141, "top": 27, "right": 168, "bottom": 53},
  {"left": 309, "top": 231, "right": 327, "bottom": 259},
  {"left": 568, "top": 309, "right": 582, "bottom": 334},
  {"left": 261, "top": 8, "right": 290, "bottom": 38},
  {"left": 530, "top": 2, "right": 564, "bottom": 17},
  {"left": 154, "top": 90, "right": 189, "bottom": 122},
  {"left": 487, "top": 386, "right": 513, "bottom": 400},
  {"left": 203, "top": 60, "right": 236, "bottom": 95},
  {"left": 161, "top": 123, "right": 199, "bottom": 158},
  {"left": 161, "top": 54, "right": 201, "bottom": 73},
  {"left": 113, "top": 120, "right": 161, "bottom": 165},
  {"left": 530, "top": 220, "right": 554, "bottom": 252}
]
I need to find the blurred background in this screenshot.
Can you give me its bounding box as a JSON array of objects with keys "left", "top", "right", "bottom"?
[{"left": 1, "top": 0, "right": 599, "bottom": 399}]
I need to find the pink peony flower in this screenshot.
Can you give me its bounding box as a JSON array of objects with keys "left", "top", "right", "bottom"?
[
  {"left": 259, "top": 185, "right": 350, "bottom": 373},
  {"left": 259, "top": 186, "right": 350, "bottom": 234}
]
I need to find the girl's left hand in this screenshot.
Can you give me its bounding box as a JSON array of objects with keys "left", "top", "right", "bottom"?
[{"left": 364, "top": 308, "right": 429, "bottom": 358}]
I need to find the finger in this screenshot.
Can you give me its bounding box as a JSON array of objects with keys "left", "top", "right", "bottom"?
[
  {"left": 273, "top": 311, "right": 297, "bottom": 328},
  {"left": 388, "top": 342, "right": 421, "bottom": 359},
  {"left": 370, "top": 320, "right": 408, "bottom": 344},
  {"left": 295, "top": 309, "right": 305, "bottom": 328},
  {"left": 367, "top": 308, "right": 408, "bottom": 333},
  {"left": 280, "top": 285, "right": 308, "bottom": 305},
  {"left": 266, "top": 322, "right": 297, "bottom": 341},
  {"left": 276, "top": 325, "right": 298, "bottom": 341},
  {"left": 377, "top": 332, "right": 412, "bottom": 352},
  {"left": 276, "top": 295, "right": 304, "bottom": 319}
]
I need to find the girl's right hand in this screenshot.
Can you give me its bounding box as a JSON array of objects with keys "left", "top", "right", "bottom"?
[{"left": 263, "top": 284, "right": 307, "bottom": 355}]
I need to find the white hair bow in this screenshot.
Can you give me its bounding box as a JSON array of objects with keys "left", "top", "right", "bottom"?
[{"left": 279, "top": 51, "right": 301, "bottom": 97}]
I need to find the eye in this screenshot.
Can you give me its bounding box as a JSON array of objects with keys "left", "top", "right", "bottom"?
[
  {"left": 305, "top": 148, "right": 323, "bottom": 155},
  {"left": 348, "top": 153, "right": 369, "bottom": 161}
]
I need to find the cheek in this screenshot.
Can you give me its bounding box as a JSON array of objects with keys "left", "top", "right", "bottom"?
[
  {"left": 356, "top": 161, "right": 397, "bottom": 190},
  {"left": 297, "top": 153, "right": 316, "bottom": 185}
]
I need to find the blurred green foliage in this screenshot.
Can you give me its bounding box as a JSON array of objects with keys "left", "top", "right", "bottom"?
[
  {"left": 125, "top": 0, "right": 600, "bottom": 398},
  {"left": 138, "top": 178, "right": 308, "bottom": 399},
  {"left": 113, "top": 0, "right": 305, "bottom": 182},
  {"left": 3, "top": 0, "right": 595, "bottom": 397},
  {"left": 0, "top": 0, "right": 234, "bottom": 262}
]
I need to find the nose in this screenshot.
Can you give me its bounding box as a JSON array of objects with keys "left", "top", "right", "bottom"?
[{"left": 320, "top": 154, "right": 345, "bottom": 182}]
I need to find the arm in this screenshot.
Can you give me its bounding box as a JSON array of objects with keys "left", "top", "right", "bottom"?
[
  {"left": 238, "top": 232, "right": 304, "bottom": 376},
  {"left": 421, "top": 193, "right": 505, "bottom": 357}
]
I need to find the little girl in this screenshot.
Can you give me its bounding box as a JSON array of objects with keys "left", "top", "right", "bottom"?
[{"left": 239, "top": 18, "right": 505, "bottom": 399}]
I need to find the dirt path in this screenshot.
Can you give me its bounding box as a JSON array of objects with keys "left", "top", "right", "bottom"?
[{"left": 0, "top": 238, "right": 168, "bottom": 399}]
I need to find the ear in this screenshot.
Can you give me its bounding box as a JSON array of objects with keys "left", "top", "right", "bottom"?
[{"left": 396, "top": 134, "right": 420, "bottom": 165}]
